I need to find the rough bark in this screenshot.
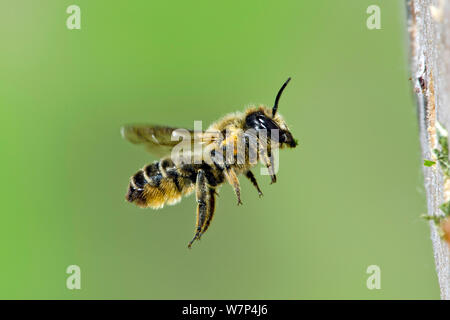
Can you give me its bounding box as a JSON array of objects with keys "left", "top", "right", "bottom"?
[{"left": 407, "top": 0, "right": 450, "bottom": 299}]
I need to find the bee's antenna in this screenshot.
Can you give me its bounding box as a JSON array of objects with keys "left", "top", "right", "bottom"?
[{"left": 272, "top": 77, "right": 291, "bottom": 117}]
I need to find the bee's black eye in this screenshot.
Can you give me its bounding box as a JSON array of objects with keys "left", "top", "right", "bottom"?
[{"left": 245, "top": 112, "right": 279, "bottom": 131}]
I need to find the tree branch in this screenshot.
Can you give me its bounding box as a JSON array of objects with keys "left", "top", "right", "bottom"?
[{"left": 407, "top": 0, "right": 450, "bottom": 299}]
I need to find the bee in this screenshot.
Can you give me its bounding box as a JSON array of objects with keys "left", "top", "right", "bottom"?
[{"left": 122, "top": 78, "right": 298, "bottom": 248}]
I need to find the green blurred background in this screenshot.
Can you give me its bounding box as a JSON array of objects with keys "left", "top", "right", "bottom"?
[{"left": 0, "top": 0, "right": 439, "bottom": 299}]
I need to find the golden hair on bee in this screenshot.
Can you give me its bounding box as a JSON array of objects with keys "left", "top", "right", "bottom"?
[{"left": 122, "top": 78, "right": 298, "bottom": 248}]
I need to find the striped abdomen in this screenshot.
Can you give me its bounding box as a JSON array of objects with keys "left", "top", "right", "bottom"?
[{"left": 126, "top": 158, "right": 196, "bottom": 208}]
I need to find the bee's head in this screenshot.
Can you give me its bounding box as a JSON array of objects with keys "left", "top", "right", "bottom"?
[{"left": 244, "top": 78, "right": 298, "bottom": 148}]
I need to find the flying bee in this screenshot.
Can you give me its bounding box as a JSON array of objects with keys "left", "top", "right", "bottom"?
[{"left": 122, "top": 78, "right": 298, "bottom": 248}]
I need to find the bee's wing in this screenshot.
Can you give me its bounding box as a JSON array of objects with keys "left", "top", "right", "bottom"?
[{"left": 121, "top": 124, "right": 215, "bottom": 158}]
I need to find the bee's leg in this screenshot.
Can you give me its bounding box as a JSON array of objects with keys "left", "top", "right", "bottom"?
[
  {"left": 245, "top": 170, "right": 263, "bottom": 197},
  {"left": 224, "top": 167, "right": 242, "bottom": 205},
  {"left": 201, "top": 188, "right": 217, "bottom": 234},
  {"left": 258, "top": 148, "right": 276, "bottom": 184},
  {"left": 188, "top": 169, "right": 208, "bottom": 248}
]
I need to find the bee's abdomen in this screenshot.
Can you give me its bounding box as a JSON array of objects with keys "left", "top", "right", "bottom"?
[{"left": 126, "top": 160, "right": 195, "bottom": 209}]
